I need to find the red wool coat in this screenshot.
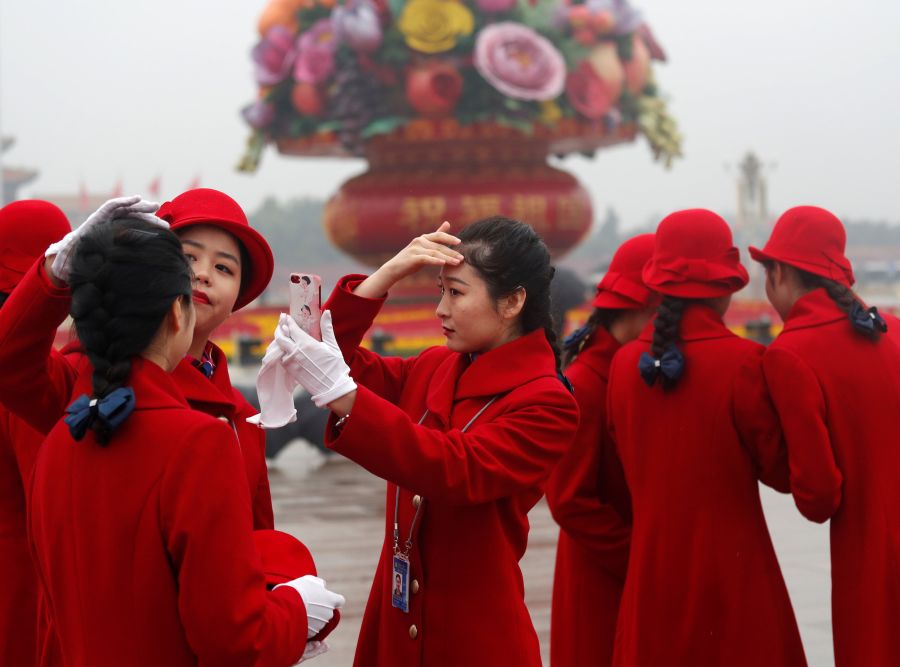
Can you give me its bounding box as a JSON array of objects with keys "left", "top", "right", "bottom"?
[
  {"left": 545, "top": 327, "right": 631, "bottom": 667},
  {"left": 323, "top": 276, "right": 579, "bottom": 667},
  {"left": 0, "top": 406, "right": 44, "bottom": 666},
  {"left": 29, "top": 358, "right": 307, "bottom": 666},
  {"left": 607, "top": 304, "right": 807, "bottom": 667},
  {"left": 762, "top": 289, "right": 900, "bottom": 666},
  {"left": 0, "top": 260, "right": 274, "bottom": 529}
]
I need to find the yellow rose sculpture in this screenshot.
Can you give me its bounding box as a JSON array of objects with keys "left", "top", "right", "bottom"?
[{"left": 399, "top": 0, "right": 475, "bottom": 54}]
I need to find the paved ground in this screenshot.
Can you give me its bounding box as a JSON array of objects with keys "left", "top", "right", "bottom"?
[{"left": 270, "top": 441, "right": 834, "bottom": 667}]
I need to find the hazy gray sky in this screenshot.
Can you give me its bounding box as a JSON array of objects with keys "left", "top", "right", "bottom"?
[{"left": 2, "top": 0, "right": 899, "bottom": 228}]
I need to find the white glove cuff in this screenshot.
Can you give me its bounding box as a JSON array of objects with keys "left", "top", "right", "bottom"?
[{"left": 312, "top": 376, "right": 357, "bottom": 409}]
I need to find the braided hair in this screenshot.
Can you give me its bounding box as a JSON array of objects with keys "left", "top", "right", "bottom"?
[
  {"left": 649, "top": 296, "right": 686, "bottom": 390},
  {"left": 561, "top": 308, "right": 622, "bottom": 369},
  {"left": 796, "top": 270, "right": 885, "bottom": 341},
  {"left": 457, "top": 216, "right": 570, "bottom": 391},
  {"left": 67, "top": 219, "right": 193, "bottom": 444}
]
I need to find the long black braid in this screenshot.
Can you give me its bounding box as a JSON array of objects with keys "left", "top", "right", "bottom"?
[
  {"left": 797, "top": 270, "right": 886, "bottom": 341},
  {"left": 561, "top": 308, "right": 622, "bottom": 369},
  {"left": 648, "top": 296, "right": 686, "bottom": 390},
  {"left": 67, "top": 219, "right": 193, "bottom": 444}
]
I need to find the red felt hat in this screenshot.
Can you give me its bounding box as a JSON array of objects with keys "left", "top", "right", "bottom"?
[
  {"left": 748, "top": 205, "right": 854, "bottom": 287},
  {"left": 157, "top": 188, "right": 274, "bottom": 311},
  {"left": 592, "top": 233, "right": 656, "bottom": 309},
  {"left": 253, "top": 529, "right": 317, "bottom": 588},
  {"left": 642, "top": 209, "right": 749, "bottom": 299},
  {"left": 0, "top": 200, "right": 71, "bottom": 293}
]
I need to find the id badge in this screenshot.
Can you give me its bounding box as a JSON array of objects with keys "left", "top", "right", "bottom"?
[{"left": 391, "top": 554, "right": 410, "bottom": 613}]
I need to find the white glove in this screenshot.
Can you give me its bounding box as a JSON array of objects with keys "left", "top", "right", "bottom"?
[
  {"left": 276, "top": 575, "right": 346, "bottom": 638},
  {"left": 46, "top": 195, "right": 168, "bottom": 283},
  {"left": 275, "top": 311, "right": 357, "bottom": 408},
  {"left": 299, "top": 640, "right": 329, "bottom": 662},
  {"left": 246, "top": 334, "right": 299, "bottom": 429}
]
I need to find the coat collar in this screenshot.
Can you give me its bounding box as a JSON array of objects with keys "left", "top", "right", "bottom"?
[
  {"left": 424, "top": 329, "right": 559, "bottom": 426},
  {"left": 572, "top": 326, "right": 621, "bottom": 381},
  {"left": 170, "top": 341, "right": 238, "bottom": 417},
  {"left": 639, "top": 302, "right": 735, "bottom": 343},
  {"left": 71, "top": 356, "right": 188, "bottom": 412},
  {"left": 781, "top": 288, "right": 846, "bottom": 333}
]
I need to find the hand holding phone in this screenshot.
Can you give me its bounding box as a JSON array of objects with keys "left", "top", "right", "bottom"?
[{"left": 289, "top": 273, "right": 322, "bottom": 341}]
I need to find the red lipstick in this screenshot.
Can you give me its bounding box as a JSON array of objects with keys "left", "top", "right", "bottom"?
[{"left": 192, "top": 290, "right": 211, "bottom": 305}]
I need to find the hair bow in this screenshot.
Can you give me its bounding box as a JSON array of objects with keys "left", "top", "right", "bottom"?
[
  {"left": 64, "top": 387, "right": 136, "bottom": 441},
  {"left": 849, "top": 302, "right": 888, "bottom": 335},
  {"left": 638, "top": 347, "right": 685, "bottom": 387},
  {"left": 563, "top": 324, "right": 592, "bottom": 350}
]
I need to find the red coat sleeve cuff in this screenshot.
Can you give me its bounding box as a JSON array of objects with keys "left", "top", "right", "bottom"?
[{"left": 323, "top": 274, "right": 385, "bottom": 355}]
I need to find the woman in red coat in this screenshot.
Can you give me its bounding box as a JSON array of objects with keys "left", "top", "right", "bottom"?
[
  {"left": 0, "top": 191, "right": 275, "bottom": 529},
  {"left": 545, "top": 233, "right": 656, "bottom": 667},
  {"left": 28, "top": 218, "right": 342, "bottom": 666},
  {"left": 0, "top": 200, "right": 70, "bottom": 667},
  {"left": 750, "top": 206, "right": 900, "bottom": 666},
  {"left": 606, "top": 209, "right": 807, "bottom": 666},
  {"left": 267, "top": 217, "right": 579, "bottom": 666}
]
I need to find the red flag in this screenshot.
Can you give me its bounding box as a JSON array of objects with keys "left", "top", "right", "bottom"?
[
  {"left": 111, "top": 179, "right": 123, "bottom": 198},
  {"left": 147, "top": 175, "right": 161, "bottom": 199},
  {"left": 187, "top": 174, "right": 201, "bottom": 190}
]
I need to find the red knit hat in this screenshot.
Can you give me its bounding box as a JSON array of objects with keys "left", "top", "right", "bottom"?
[
  {"left": 0, "top": 200, "right": 71, "bottom": 293},
  {"left": 642, "top": 209, "right": 749, "bottom": 298},
  {"left": 157, "top": 188, "right": 274, "bottom": 311},
  {"left": 749, "top": 206, "right": 854, "bottom": 287},
  {"left": 592, "top": 233, "right": 656, "bottom": 309},
  {"left": 253, "top": 529, "right": 317, "bottom": 588}
]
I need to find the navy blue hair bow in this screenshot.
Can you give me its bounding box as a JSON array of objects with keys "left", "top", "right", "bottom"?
[
  {"left": 563, "top": 324, "right": 593, "bottom": 350},
  {"left": 64, "top": 387, "right": 136, "bottom": 441},
  {"left": 849, "top": 302, "right": 888, "bottom": 335},
  {"left": 638, "top": 347, "right": 685, "bottom": 387}
]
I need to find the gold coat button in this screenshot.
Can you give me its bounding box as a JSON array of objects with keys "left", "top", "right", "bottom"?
[
  {"left": 412, "top": 495, "right": 422, "bottom": 509},
  {"left": 411, "top": 579, "right": 420, "bottom": 594},
  {"left": 409, "top": 625, "right": 418, "bottom": 640}
]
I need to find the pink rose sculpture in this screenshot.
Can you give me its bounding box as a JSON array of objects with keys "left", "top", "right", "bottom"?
[
  {"left": 294, "top": 18, "right": 339, "bottom": 84},
  {"left": 474, "top": 22, "right": 566, "bottom": 101},
  {"left": 252, "top": 25, "right": 298, "bottom": 86}
]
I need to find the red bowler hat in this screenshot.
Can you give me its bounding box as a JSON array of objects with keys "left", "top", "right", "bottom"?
[
  {"left": 253, "top": 529, "right": 317, "bottom": 588},
  {"left": 592, "top": 233, "right": 657, "bottom": 309},
  {"left": 642, "top": 209, "right": 749, "bottom": 299},
  {"left": 749, "top": 206, "right": 854, "bottom": 287},
  {"left": 157, "top": 188, "right": 274, "bottom": 311},
  {"left": 0, "top": 200, "right": 70, "bottom": 293}
]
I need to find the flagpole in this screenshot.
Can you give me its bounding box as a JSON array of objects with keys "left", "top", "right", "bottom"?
[{"left": 0, "top": 2, "right": 5, "bottom": 208}]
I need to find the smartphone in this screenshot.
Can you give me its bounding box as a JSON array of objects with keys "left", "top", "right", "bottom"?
[{"left": 289, "top": 273, "right": 322, "bottom": 341}]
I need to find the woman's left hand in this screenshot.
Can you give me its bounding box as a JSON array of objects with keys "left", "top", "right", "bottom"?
[{"left": 276, "top": 311, "right": 357, "bottom": 409}]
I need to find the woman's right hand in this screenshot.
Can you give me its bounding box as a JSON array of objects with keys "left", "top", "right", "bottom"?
[
  {"left": 353, "top": 222, "right": 464, "bottom": 299},
  {"left": 44, "top": 195, "right": 167, "bottom": 285}
]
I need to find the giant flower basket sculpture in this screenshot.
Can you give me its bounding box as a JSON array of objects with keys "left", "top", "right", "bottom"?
[{"left": 239, "top": 0, "right": 681, "bottom": 280}]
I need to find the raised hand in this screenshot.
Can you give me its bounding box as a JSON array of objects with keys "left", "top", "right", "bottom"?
[
  {"left": 354, "top": 221, "right": 464, "bottom": 299},
  {"left": 45, "top": 195, "right": 168, "bottom": 284}
]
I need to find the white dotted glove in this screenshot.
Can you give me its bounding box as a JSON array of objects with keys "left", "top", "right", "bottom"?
[
  {"left": 276, "top": 575, "right": 346, "bottom": 638},
  {"left": 275, "top": 311, "right": 357, "bottom": 409},
  {"left": 45, "top": 195, "right": 168, "bottom": 283}
]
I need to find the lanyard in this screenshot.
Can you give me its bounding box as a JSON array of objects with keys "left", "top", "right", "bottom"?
[{"left": 392, "top": 396, "right": 500, "bottom": 557}]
